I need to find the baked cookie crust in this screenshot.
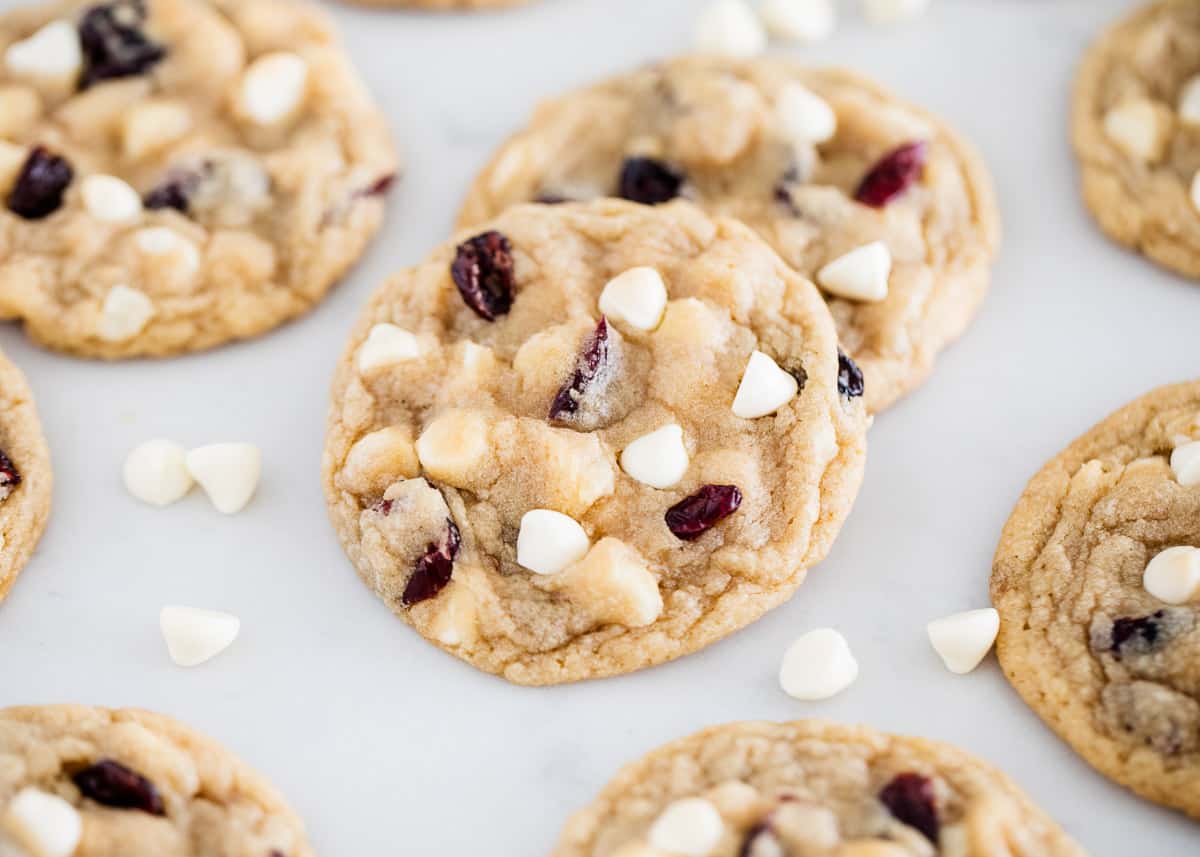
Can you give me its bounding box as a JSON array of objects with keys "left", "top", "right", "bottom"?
[{"left": 0, "top": 347, "right": 50, "bottom": 604}]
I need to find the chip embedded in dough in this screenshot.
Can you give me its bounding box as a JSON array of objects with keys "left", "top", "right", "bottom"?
[
  {"left": 323, "top": 199, "right": 867, "bottom": 685},
  {"left": 0, "top": 347, "right": 50, "bottom": 604}
]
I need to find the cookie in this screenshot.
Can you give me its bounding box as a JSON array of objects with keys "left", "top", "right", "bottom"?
[
  {"left": 992, "top": 381, "right": 1200, "bottom": 818},
  {"left": 0, "top": 0, "right": 398, "bottom": 358},
  {"left": 323, "top": 199, "right": 867, "bottom": 685},
  {"left": 552, "top": 720, "right": 1084, "bottom": 857},
  {"left": 458, "top": 56, "right": 1000, "bottom": 413},
  {"left": 1072, "top": 0, "right": 1200, "bottom": 280},
  {"left": 0, "top": 348, "right": 50, "bottom": 604},
  {"left": 0, "top": 705, "right": 312, "bottom": 856},
  {"left": 341, "top": 0, "right": 530, "bottom": 9}
]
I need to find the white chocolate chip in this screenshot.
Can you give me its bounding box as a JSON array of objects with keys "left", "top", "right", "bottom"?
[
  {"left": 732, "top": 350, "right": 799, "bottom": 419},
  {"left": 98, "top": 285, "right": 154, "bottom": 342},
  {"left": 694, "top": 0, "right": 767, "bottom": 59},
  {"left": 1178, "top": 76, "right": 1200, "bottom": 125},
  {"left": 0, "top": 142, "right": 26, "bottom": 196},
  {"left": 926, "top": 608, "right": 1000, "bottom": 675},
  {"left": 134, "top": 227, "right": 200, "bottom": 278},
  {"left": 185, "top": 443, "right": 262, "bottom": 515},
  {"left": 554, "top": 538, "right": 663, "bottom": 627},
  {"left": 2, "top": 788, "right": 81, "bottom": 857},
  {"left": 620, "top": 424, "right": 689, "bottom": 489},
  {"left": 415, "top": 410, "right": 490, "bottom": 488},
  {"left": 648, "top": 798, "right": 724, "bottom": 857},
  {"left": 598, "top": 267, "right": 668, "bottom": 332},
  {"left": 1171, "top": 439, "right": 1200, "bottom": 485},
  {"left": 81, "top": 174, "right": 143, "bottom": 224},
  {"left": 779, "top": 628, "right": 858, "bottom": 700},
  {"left": 759, "top": 0, "right": 835, "bottom": 43},
  {"left": 863, "top": 0, "right": 932, "bottom": 25},
  {"left": 775, "top": 83, "right": 837, "bottom": 145},
  {"left": 159, "top": 605, "right": 240, "bottom": 667},
  {"left": 341, "top": 426, "right": 420, "bottom": 495},
  {"left": 1143, "top": 546, "right": 1200, "bottom": 605},
  {"left": 817, "top": 241, "right": 891, "bottom": 302},
  {"left": 122, "top": 100, "right": 192, "bottom": 160},
  {"left": 516, "top": 509, "right": 590, "bottom": 575},
  {"left": 238, "top": 52, "right": 309, "bottom": 126},
  {"left": 357, "top": 323, "right": 420, "bottom": 373},
  {"left": 123, "top": 439, "right": 194, "bottom": 507},
  {"left": 1103, "top": 99, "right": 1171, "bottom": 162},
  {"left": 4, "top": 21, "right": 82, "bottom": 80}
]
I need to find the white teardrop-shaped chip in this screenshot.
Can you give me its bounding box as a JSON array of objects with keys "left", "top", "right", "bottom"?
[
  {"left": 160, "top": 606, "right": 240, "bottom": 667},
  {"left": 817, "top": 241, "right": 891, "bottom": 302},
  {"left": 1170, "top": 440, "right": 1200, "bottom": 487},
  {"left": 1143, "top": 546, "right": 1200, "bottom": 605},
  {"left": 647, "top": 798, "right": 724, "bottom": 857},
  {"left": 516, "top": 509, "right": 590, "bottom": 575},
  {"left": 358, "top": 323, "right": 420, "bottom": 373},
  {"left": 620, "top": 424, "right": 689, "bottom": 489},
  {"left": 123, "top": 439, "right": 194, "bottom": 507},
  {"left": 1179, "top": 75, "right": 1200, "bottom": 125},
  {"left": 598, "top": 267, "right": 668, "bottom": 332},
  {"left": 732, "top": 350, "right": 799, "bottom": 419},
  {"left": 2, "top": 788, "right": 81, "bottom": 857},
  {"left": 4, "top": 20, "right": 81, "bottom": 80},
  {"left": 926, "top": 608, "right": 1000, "bottom": 675},
  {"left": 759, "top": 0, "right": 836, "bottom": 43},
  {"left": 776, "top": 82, "right": 837, "bottom": 144},
  {"left": 239, "top": 52, "right": 308, "bottom": 125},
  {"left": 81, "top": 174, "right": 143, "bottom": 223},
  {"left": 779, "top": 628, "right": 858, "bottom": 700},
  {"left": 185, "top": 443, "right": 262, "bottom": 515}
]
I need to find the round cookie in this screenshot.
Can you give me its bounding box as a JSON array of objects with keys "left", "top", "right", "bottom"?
[
  {"left": 458, "top": 56, "right": 1000, "bottom": 413},
  {"left": 0, "top": 705, "right": 312, "bottom": 856},
  {"left": 0, "top": 0, "right": 398, "bottom": 358},
  {"left": 1073, "top": 0, "right": 1200, "bottom": 280},
  {"left": 323, "top": 199, "right": 867, "bottom": 685},
  {"left": 552, "top": 720, "right": 1084, "bottom": 857},
  {"left": 0, "top": 348, "right": 50, "bottom": 604},
  {"left": 992, "top": 381, "right": 1200, "bottom": 819}
]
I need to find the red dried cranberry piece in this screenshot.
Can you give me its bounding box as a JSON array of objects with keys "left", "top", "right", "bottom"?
[
  {"left": 854, "top": 141, "right": 928, "bottom": 208},
  {"left": 879, "top": 772, "right": 939, "bottom": 843},
  {"left": 143, "top": 167, "right": 201, "bottom": 213},
  {"left": 837, "top": 349, "right": 864, "bottom": 399},
  {"left": 549, "top": 317, "right": 613, "bottom": 424},
  {"left": 6, "top": 146, "right": 73, "bottom": 220},
  {"left": 665, "top": 485, "right": 742, "bottom": 541},
  {"left": 360, "top": 174, "right": 396, "bottom": 198},
  {"left": 78, "top": 0, "right": 166, "bottom": 90},
  {"left": 0, "top": 450, "right": 21, "bottom": 501},
  {"left": 618, "top": 157, "right": 684, "bottom": 205},
  {"left": 451, "top": 231, "right": 515, "bottom": 321},
  {"left": 73, "top": 759, "right": 165, "bottom": 816},
  {"left": 401, "top": 519, "right": 461, "bottom": 607}
]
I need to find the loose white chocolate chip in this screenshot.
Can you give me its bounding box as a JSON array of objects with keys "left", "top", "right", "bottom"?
[
  {"left": 358, "top": 323, "right": 420, "bottom": 373},
  {"left": 817, "top": 241, "right": 891, "bottom": 302},
  {"left": 759, "top": 0, "right": 835, "bottom": 43},
  {"left": 98, "top": 285, "right": 154, "bottom": 342},
  {"left": 647, "top": 798, "right": 724, "bottom": 857},
  {"left": 516, "top": 509, "right": 590, "bottom": 575},
  {"left": 81, "top": 174, "right": 142, "bottom": 224},
  {"left": 926, "top": 608, "right": 1000, "bottom": 674},
  {"left": 863, "top": 0, "right": 932, "bottom": 24},
  {"left": 0, "top": 142, "right": 26, "bottom": 195},
  {"left": 776, "top": 83, "right": 837, "bottom": 144},
  {"left": 1178, "top": 75, "right": 1200, "bottom": 125},
  {"left": 2, "top": 788, "right": 81, "bottom": 857},
  {"left": 1143, "top": 546, "right": 1200, "bottom": 605},
  {"left": 779, "top": 628, "right": 859, "bottom": 700},
  {"left": 134, "top": 227, "right": 201, "bottom": 278},
  {"left": 415, "top": 410, "right": 490, "bottom": 488},
  {"left": 160, "top": 605, "right": 241, "bottom": 667},
  {"left": 238, "top": 52, "right": 309, "bottom": 125},
  {"left": 122, "top": 100, "right": 192, "bottom": 160},
  {"left": 4, "top": 20, "right": 81, "bottom": 80},
  {"left": 1103, "top": 99, "right": 1170, "bottom": 162},
  {"left": 693, "top": 0, "right": 767, "bottom": 59},
  {"left": 620, "top": 424, "right": 689, "bottom": 489},
  {"left": 598, "top": 267, "right": 668, "bottom": 331},
  {"left": 1171, "top": 439, "right": 1200, "bottom": 486},
  {"left": 556, "top": 538, "right": 663, "bottom": 627},
  {"left": 732, "top": 350, "right": 799, "bottom": 419},
  {"left": 123, "top": 439, "right": 194, "bottom": 507},
  {"left": 185, "top": 442, "right": 262, "bottom": 515}
]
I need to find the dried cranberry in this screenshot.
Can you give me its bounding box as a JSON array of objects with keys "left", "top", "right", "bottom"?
[
  {"left": 72, "top": 759, "right": 165, "bottom": 816},
  {"left": 837, "top": 349, "right": 864, "bottom": 399},
  {"left": 549, "top": 317, "right": 613, "bottom": 424},
  {"left": 879, "top": 773, "right": 939, "bottom": 843},
  {"left": 450, "top": 231, "right": 515, "bottom": 321},
  {"left": 0, "top": 450, "right": 21, "bottom": 501},
  {"left": 373, "top": 498, "right": 394, "bottom": 516},
  {"left": 665, "top": 485, "right": 742, "bottom": 541},
  {"left": 854, "top": 141, "right": 928, "bottom": 208},
  {"left": 402, "top": 519, "right": 461, "bottom": 607},
  {"left": 6, "top": 146, "right": 73, "bottom": 220},
  {"left": 361, "top": 174, "right": 396, "bottom": 198},
  {"left": 534, "top": 192, "right": 570, "bottom": 205},
  {"left": 78, "top": 0, "right": 166, "bottom": 90},
  {"left": 1111, "top": 612, "right": 1163, "bottom": 651},
  {"left": 618, "top": 157, "right": 683, "bottom": 205}
]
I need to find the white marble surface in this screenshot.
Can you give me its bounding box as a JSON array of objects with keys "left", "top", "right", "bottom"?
[{"left": 0, "top": 0, "right": 1194, "bottom": 853}]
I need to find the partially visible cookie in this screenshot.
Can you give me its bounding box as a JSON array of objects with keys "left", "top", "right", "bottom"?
[
  {"left": 0, "top": 348, "right": 50, "bottom": 604},
  {"left": 552, "top": 720, "right": 1084, "bottom": 857},
  {"left": 992, "top": 381, "right": 1200, "bottom": 819},
  {"left": 0, "top": 705, "right": 312, "bottom": 856},
  {"left": 323, "top": 199, "right": 867, "bottom": 685},
  {"left": 459, "top": 56, "right": 1000, "bottom": 413},
  {"left": 342, "top": 0, "right": 530, "bottom": 9},
  {"left": 0, "top": 0, "right": 398, "bottom": 358},
  {"left": 1073, "top": 0, "right": 1200, "bottom": 279}
]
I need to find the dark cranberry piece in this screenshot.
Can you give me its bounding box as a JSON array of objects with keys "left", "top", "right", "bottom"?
[
  {"left": 534, "top": 192, "right": 570, "bottom": 205},
  {"left": 78, "top": 0, "right": 166, "bottom": 90},
  {"left": 450, "top": 231, "right": 515, "bottom": 321},
  {"left": 549, "top": 317, "right": 612, "bottom": 424},
  {"left": 401, "top": 519, "right": 461, "bottom": 607},
  {"left": 72, "top": 759, "right": 165, "bottom": 816},
  {"left": 618, "top": 157, "right": 683, "bottom": 205},
  {"left": 665, "top": 485, "right": 742, "bottom": 541},
  {"left": 879, "top": 772, "right": 939, "bottom": 843},
  {"left": 361, "top": 174, "right": 396, "bottom": 198},
  {"left": 143, "top": 169, "right": 199, "bottom": 213},
  {"left": 6, "top": 146, "right": 73, "bottom": 220},
  {"left": 0, "top": 450, "right": 21, "bottom": 501},
  {"left": 837, "top": 349, "right": 864, "bottom": 399},
  {"left": 373, "top": 498, "right": 394, "bottom": 516},
  {"left": 1111, "top": 612, "right": 1163, "bottom": 651},
  {"left": 854, "top": 141, "right": 928, "bottom": 208}
]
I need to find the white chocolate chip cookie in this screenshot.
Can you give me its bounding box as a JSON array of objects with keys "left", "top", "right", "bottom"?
[
  {"left": 0, "top": 0, "right": 398, "bottom": 358},
  {"left": 323, "top": 199, "right": 867, "bottom": 685},
  {"left": 0, "top": 347, "right": 50, "bottom": 605}
]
